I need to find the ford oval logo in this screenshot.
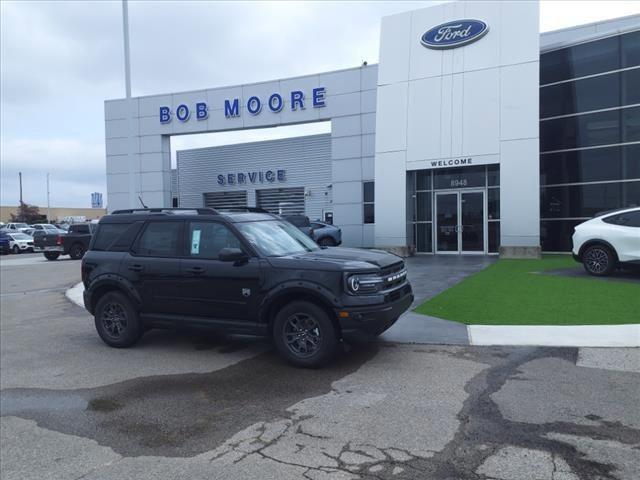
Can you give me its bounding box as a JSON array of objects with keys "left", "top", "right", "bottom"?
[{"left": 421, "top": 19, "right": 489, "bottom": 49}]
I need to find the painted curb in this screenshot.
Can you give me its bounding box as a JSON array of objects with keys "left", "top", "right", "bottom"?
[
  {"left": 65, "top": 282, "right": 84, "bottom": 308},
  {"left": 468, "top": 324, "right": 640, "bottom": 347}
]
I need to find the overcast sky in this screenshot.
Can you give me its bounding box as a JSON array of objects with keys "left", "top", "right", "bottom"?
[{"left": 2, "top": 1, "right": 639, "bottom": 208}]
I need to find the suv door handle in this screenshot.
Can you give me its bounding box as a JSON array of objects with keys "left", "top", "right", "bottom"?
[
  {"left": 128, "top": 264, "right": 144, "bottom": 272},
  {"left": 186, "top": 266, "right": 205, "bottom": 275}
]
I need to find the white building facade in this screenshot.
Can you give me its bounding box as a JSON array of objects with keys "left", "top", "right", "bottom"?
[{"left": 105, "top": 1, "right": 640, "bottom": 256}]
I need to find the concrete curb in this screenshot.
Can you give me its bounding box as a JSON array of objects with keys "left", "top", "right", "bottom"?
[
  {"left": 468, "top": 324, "right": 640, "bottom": 347},
  {"left": 65, "top": 282, "right": 84, "bottom": 308}
]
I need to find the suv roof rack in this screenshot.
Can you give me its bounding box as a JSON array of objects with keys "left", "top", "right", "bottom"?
[
  {"left": 216, "top": 207, "right": 270, "bottom": 214},
  {"left": 111, "top": 208, "right": 219, "bottom": 215}
]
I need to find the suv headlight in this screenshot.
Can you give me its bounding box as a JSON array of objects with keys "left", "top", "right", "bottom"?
[{"left": 345, "top": 273, "right": 383, "bottom": 295}]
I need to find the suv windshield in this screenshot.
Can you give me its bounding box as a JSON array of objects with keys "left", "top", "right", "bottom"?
[{"left": 237, "top": 220, "right": 319, "bottom": 256}]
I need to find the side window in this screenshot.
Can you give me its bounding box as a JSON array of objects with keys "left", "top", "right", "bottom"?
[
  {"left": 93, "top": 224, "right": 129, "bottom": 251},
  {"left": 603, "top": 211, "right": 640, "bottom": 227},
  {"left": 188, "top": 222, "right": 242, "bottom": 259},
  {"left": 627, "top": 211, "right": 640, "bottom": 227},
  {"left": 135, "top": 222, "right": 181, "bottom": 257}
]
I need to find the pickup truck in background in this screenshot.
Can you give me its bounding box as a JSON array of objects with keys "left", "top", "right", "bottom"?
[{"left": 34, "top": 223, "right": 96, "bottom": 260}]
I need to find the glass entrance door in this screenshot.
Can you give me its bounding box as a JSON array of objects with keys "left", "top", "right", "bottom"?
[
  {"left": 461, "top": 191, "right": 484, "bottom": 253},
  {"left": 436, "top": 193, "right": 459, "bottom": 252},
  {"left": 435, "top": 191, "right": 485, "bottom": 253}
]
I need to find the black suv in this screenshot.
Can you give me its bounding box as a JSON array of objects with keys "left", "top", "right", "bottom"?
[{"left": 81, "top": 208, "right": 413, "bottom": 367}]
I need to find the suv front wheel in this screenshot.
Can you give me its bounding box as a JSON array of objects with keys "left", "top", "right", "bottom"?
[
  {"left": 94, "top": 291, "right": 144, "bottom": 347},
  {"left": 582, "top": 244, "right": 616, "bottom": 276},
  {"left": 273, "top": 301, "right": 338, "bottom": 368}
]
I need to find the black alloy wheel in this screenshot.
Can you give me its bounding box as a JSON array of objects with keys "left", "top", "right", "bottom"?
[
  {"left": 283, "top": 312, "right": 322, "bottom": 358},
  {"left": 100, "top": 302, "right": 128, "bottom": 340},
  {"left": 273, "top": 301, "right": 338, "bottom": 368},
  {"left": 94, "top": 291, "right": 144, "bottom": 347}
]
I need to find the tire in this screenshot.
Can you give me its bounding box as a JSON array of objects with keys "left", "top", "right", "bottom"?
[
  {"left": 69, "top": 243, "right": 85, "bottom": 260},
  {"left": 582, "top": 244, "right": 616, "bottom": 277},
  {"left": 44, "top": 252, "right": 60, "bottom": 261},
  {"left": 273, "top": 301, "right": 338, "bottom": 368},
  {"left": 94, "top": 291, "right": 144, "bottom": 348},
  {"left": 318, "top": 237, "right": 336, "bottom": 247},
  {"left": 11, "top": 245, "right": 19, "bottom": 254}
]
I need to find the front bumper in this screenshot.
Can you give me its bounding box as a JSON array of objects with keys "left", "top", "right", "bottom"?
[{"left": 337, "top": 284, "right": 413, "bottom": 339}]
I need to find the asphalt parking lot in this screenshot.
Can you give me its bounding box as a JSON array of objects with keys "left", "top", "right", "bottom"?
[{"left": 1, "top": 253, "right": 638, "bottom": 480}]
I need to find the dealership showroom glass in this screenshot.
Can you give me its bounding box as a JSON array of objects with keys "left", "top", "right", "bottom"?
[{"left": 104, "top": 1, "right": 639, "bottom": 256}]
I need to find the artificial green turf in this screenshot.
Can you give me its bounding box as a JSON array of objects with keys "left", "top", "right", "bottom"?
[{"left": 414, "top": 255, "right": 640, "bottom": 325}]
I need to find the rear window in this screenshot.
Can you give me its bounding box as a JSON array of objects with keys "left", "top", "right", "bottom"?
[{"left": 70, "top": 224, "right": 90, "bottom": 234}]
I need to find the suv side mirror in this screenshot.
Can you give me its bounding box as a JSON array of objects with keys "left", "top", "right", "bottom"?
[{"left": 218, "top": 247, "right": 247, "bottom": 263}]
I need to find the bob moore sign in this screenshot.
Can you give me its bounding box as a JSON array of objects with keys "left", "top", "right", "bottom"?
[
  {"left": 421, "top": 19, "right": 489, "bottom": 49},
  {"left": 159, "top": 88, "right": 326, "bottom": 124}
]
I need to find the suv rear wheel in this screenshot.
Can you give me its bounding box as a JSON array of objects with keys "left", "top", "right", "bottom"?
[
  {"left": 44, "top": 252, "right": 60, "bottom": 261},
  {"left": 94, "top": 291, "right": 144, "bottom": 347},
  {"left": 582, "top": 244, "right": 616, "bottom": 276},
  {"left": 273, "top": 301, "right": 338, "bottom": 368}
]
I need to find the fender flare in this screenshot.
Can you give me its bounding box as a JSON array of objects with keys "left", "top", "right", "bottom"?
[
  {"left": 258, "top": 280, "right": 340, "bottom": 325},
  {"left": 86, "top": 274, "right": 142, "bottom": 311}
]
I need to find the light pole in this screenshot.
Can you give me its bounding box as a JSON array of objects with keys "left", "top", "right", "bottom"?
[
  {"left": 18, "top": 172, "right": 23, "bottom": 221},
  {"left": 47, "top": 173, "right": 51, "bottom": 222},
  {"left": 122, "top": 0, "right": 136, "bottom": 208}
]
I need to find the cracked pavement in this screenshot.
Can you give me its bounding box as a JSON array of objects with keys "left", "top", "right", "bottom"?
[{"left": 1, "top": 254, "right": 639, "bottom": 479}]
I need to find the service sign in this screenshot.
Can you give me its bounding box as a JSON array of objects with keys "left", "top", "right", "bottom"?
[{"left": 421, "top": 19, "right": 489, "bottom": 49}]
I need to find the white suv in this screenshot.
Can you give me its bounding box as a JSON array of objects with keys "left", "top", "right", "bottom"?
[{"left": 572, "top": 207, "right": 640, "bottom": 276}]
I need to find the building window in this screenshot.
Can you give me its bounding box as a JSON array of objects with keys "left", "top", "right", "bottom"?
[
  {"left": 539, "top": 31, "right": 640, "bottom": 252},
  {"left": 363, "top": 181, "right": 375, "bottom": 224}
]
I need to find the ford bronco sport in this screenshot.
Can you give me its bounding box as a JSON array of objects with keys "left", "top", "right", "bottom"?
[{"left": 81, "top": 208, "right": 413, "bottom": 367}]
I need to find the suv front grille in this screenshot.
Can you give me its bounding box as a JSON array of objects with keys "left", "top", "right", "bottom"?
[{"left": 380, "top": 261, "right": 407, "bottom": 291}]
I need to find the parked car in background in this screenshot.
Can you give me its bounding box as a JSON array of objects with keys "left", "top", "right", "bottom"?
[
  {"left": 33, "top": 222, "right": 96, "bottom": 260},
  {"left": 0, "top": 232, "right": 10, "bottom": 255},
  {"left": 572, "top": 207, "right": 640, "bottom": 276},
  {"left": 282, "top": 215, "right": 314, "bottom": 239},
  {"left": 5, "top": 232, "right": 35, "bottom": 254},
  {"left": 310, "top": 220, "right": 342, "bottom": 247},
  {"left": 4, "top": 223, "right": 31, "bottom": 233}
]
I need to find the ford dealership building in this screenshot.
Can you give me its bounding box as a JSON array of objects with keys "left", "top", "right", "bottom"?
[{"left": 104, "top": 1, "right": 640, "bottom": 256}]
